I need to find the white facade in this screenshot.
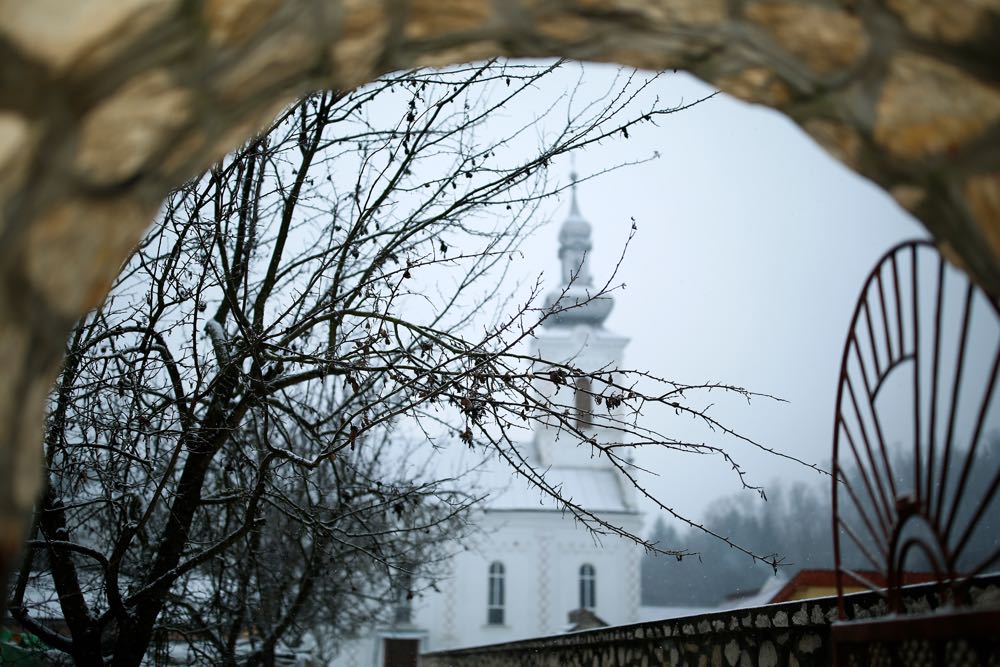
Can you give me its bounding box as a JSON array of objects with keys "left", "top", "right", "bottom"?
[
  {"left": 330, "top": 178, "right": 643, "bottom": 666},
  {"left": 414, "top": 501, "right": 643, "bottom": 652}
]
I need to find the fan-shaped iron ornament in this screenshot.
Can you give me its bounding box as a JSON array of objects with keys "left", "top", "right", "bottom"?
[{"left": 831, "top": 240, "right": 1000, "bottom": 617}]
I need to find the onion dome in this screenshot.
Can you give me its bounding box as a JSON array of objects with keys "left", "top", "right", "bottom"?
[{"left": 543, "top": 172, "right": 613, "bottom": 327}]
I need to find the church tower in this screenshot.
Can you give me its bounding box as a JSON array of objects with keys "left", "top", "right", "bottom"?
[
  {"left": 399, "top": 172, "right": 643, "bottom": 659},
  {"left": 531, "top": 173, "right": 632, "bottom": 488}
]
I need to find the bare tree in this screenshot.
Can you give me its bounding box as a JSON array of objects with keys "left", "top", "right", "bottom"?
[
  {"left": 6, "top": 61, "right": 806, "bottom": 666},
  {"left": 148, "top": 428, "right": 472, "bottom": 666}
]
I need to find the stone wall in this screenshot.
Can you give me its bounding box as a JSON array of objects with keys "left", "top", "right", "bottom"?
[
  {"left": 1, "top": 0, "right": 999, "bottom": 616},
  {"left": 423, "top": 576, "right": 1000, "bottom": 667}
]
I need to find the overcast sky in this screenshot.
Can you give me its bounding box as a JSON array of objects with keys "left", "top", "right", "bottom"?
[{"left": 492, "top": 63, "right": 927, "bottom": 527}]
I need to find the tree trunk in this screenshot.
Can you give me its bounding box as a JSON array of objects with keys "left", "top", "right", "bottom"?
[{"left": 109, "top": 446, "right": 216, "bottom": 667}]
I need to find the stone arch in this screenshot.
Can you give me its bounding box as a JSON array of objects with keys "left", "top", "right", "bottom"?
[{"left": 1, "top": 0, "right": 998, "bottom": 603}]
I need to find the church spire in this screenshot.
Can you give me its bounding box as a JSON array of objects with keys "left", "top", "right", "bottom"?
[
  {"left": 543, "top": 165, "right": 613, "bottom": 327},
  {"left": 568, "top": 167, "right": 582, "bottom": 217},
  {"left": 558, "top": 169, "right": 593, "bottom": 287}
]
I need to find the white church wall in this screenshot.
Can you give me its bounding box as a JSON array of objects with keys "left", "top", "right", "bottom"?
[
  {"left": 328, "top": 636, "right": 375, "bottom": 667},
  {"left": 411, "top": 508, "right": 643, "bottom": 654}
]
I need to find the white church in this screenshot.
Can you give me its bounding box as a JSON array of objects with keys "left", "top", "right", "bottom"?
[{"left": 331, "top": 180, "right": 644, "bottom": 666}]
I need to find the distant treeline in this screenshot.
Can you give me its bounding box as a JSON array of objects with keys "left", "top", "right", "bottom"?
[{"left": 641, "top": 436, "right": 1000, "bottom": 607}]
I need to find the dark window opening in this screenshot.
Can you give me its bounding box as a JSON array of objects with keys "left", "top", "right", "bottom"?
[
  {"left": 579, "top": 563, "right": 596, "bottom": 610},
  {"left": 487, "top": 561, "right": 505, "bottom": 625},
  {"left": 575, "top": 377, "right": 592, "bottom": 429},
  {"left": 383, "top": 638, "right": 419, "bottom": 667}
]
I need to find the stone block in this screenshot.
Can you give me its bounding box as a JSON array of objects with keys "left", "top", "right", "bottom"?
[
  {"left": 75, "top": 69, "right": 192, "bottom": 186},
  {"left": 875, "top": 52, "right": 1000, "bottom": 160},
  {"left": 744, "top": 2, "right": 867, "bottom": 75}
]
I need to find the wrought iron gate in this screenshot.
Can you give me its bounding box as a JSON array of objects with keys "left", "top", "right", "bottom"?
[{"left": 830, "top": 240, "right": 1000, "bottom": 665}]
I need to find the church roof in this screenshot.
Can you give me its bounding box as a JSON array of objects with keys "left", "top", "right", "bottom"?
[
  {"left": 487, "top": 466, "right": 634, "bottom": 514},
  {"left": 477, "top": 440, "right": 636, "bottom": 514}
]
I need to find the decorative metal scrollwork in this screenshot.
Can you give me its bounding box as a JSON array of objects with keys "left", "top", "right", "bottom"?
[{"left": 831, "top": 240, "right": 1000, "bottom": 617}]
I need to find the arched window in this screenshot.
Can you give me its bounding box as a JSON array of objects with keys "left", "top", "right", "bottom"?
[
  {"left": 487, "top": 561, "right": 505, "bottom": 625},
  {"left": 579, "top": 563, "right": 596, "bottom": 610}
]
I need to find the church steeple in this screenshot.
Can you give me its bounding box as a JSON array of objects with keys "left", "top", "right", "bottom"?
[
  {"left": 531, "top": 168, "right": 631, "bottom": 484},
  {"left": 558, "top": 171, "right": 593, "bottom": 287},
  {"left": 543, "top": 169, "right": 613, "bottom": 327}
]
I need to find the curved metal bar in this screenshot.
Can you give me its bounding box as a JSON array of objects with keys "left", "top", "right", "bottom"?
[
  {"left": 838, "top": 516, "right": 887, "bottom": 574},
  {"left": 850, "top": 337, "right": 874, "bottom": 403},
  {"left": 944, "top": 342, "right": 1000, "bottom": 551},
  {"left": 933, "top": 283, "right": 975, "bottom": 526},
  {"left": 875, "top": 270, "right": 895, "bottom": 363},
  {"left": 893, "top": 536, "right": 949, "bottom": 610},
  {"left": 839, "top": 567, "right": 890, "bottom": 600},
  {"left": 951, "top": 462, "right": 1000, "bottom": 567},
  {"left": 838, "top": 415, "right": 893, "bottom": 540},
  {"left": 890, "top": 252, "right": 906, "bottom": 363},
  {"left": 925, "top": 256, "right": 945, "bottom": 515},
  {"left": 832, "top": 462, "right": 845, "bottom": 618},
  {"left": 870, "top": 354, "right": 916, "bottom": 401},
  {"left": 862, "top": 301, "right": 883, "bottom": 378},
  {"left": 837, "top": 475, "right": 890, "bottom": 561},
  {"left": 844, "top": 375, "right": 895, "bottom": 525},
  {"left": 965, "top": 540, "right": 1000, "bottom": 582}
]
